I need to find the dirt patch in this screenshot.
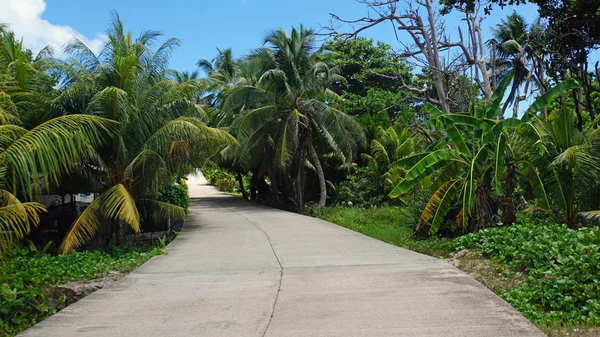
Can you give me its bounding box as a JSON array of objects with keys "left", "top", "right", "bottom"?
[
  {"left": 447, "top": 249, "right": 523, "bottom": 294},
  {"left": 43, "top": 271, "right": 125, "bottom": 309},
  {"left": 543, "top": 327, "right": 600, "bottom": 337}
]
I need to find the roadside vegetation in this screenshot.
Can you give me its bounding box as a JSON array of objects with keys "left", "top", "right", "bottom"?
[
  {"left": 2, "top": 0, "right": 600, "bottom": 335},
  {"left": 0, "top": 244, "right": 164, "bottom": 336}
]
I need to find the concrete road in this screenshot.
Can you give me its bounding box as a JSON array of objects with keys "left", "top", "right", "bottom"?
[{"left": 20, "top": 173, "right": 545, "bottom": 337}]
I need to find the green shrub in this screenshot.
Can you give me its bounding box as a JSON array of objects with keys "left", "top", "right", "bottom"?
[
  {"left": 329, "top": 169, "right": 386, "bottom": 207},
  {"left": 157, "top": 183, "right": 191, "bottom": 212},
  {"left": 0, "top": 247, "right": 162, "bottom": 336},
  {"left": 203, "top": 168, "right": 248, "bottom": 194},
  {"left": 455, "top": 217, "right": 600, "bottom": 326}
]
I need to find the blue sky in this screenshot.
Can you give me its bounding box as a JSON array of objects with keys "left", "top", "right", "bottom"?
[{"left": 3, "top": 0, "right": 538, "bottom": 72}]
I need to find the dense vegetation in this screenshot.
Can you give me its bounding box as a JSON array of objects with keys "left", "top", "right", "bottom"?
[
  {"left": 457, "top": 217, "right": 600, "bottom": 327},
  {"left": 199, "top": 0, "right": 600, "bottom": 331},
  {"left": 1, "top": 244, "right": 163, "bottom": 336},
  {"left": 1, "top": 0, "right": 600, "bottom": 334}
]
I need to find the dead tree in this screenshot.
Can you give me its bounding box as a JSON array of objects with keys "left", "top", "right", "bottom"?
[{"left": 327, "top": 0, "right": 494, "bottom": 113}]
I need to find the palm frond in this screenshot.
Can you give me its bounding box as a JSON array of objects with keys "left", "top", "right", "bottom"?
[
  {"left": 60, "top": 184, "right": 140, "bottom": 254},
  {"left": 1, "top": 115, "right": 116, "bottom": 195}
]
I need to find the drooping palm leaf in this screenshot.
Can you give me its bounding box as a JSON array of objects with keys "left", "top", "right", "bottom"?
[
  {"left": 0, "top": 115, "right": 116, "bottom": 195},
  {"left": 60, "top": 184, "right": 140, "bottom": 253}
]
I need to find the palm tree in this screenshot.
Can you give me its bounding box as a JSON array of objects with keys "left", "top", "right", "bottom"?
[
  {"left": 489, "top": 13, "right": 546, "bottom": 117},
  {"left": 524, "top": 98, "right": 600, "bottom": 226},
  {"left": 0, "top": 27, "right": 116, "bottom": 255},
  {"left": 361, "top": 125, "right": 417, "bottom": 193},
  {"left": 0, "top": 114, "right": 115, "bottom": 254},
  {"left": 57, "top": 12, "right": 234, "bottom": 253},
  {"left": 222, "top": 27, "right": 365, "bottom": 210}
]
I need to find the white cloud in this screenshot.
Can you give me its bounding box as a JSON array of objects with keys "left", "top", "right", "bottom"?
[
  {"left": 0, "top": 0, "right": 105, "bottom": 56},
  {"left": 241, "top": 0, "right": 247, "bottom": 6}
]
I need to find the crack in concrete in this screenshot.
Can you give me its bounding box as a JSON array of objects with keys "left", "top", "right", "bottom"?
[{"left": 211, "top": 199, "right": 283, "bottom": 337}]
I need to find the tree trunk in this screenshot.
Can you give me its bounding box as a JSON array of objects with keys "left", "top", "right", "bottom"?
[
  {"left": 268, "top": 168, "right": 280, "bottom": 202},
  {"left": 472, "top": 184, "right": 498, "bottom": 232},
  {"left": 250, "top": 173, "right": 257, "bottom": 201},
  {"left": 115, "top": 221, "right": 125, "bottom": 247},
  {"left": 295, "top": 164, "right": 305, "bottom": 213},
  {"left": 307, "top": 141, "right": 327, "bottom": 208},
  {"left": 491, "top": 42, "right": 497, "bottom": 90},
  {"left": 236, "top": 172, "right": 248, "bottom": 200},
  {"left": 501, "top": 164, "right": 517, "bottom": 226},
  {"left": 572, "top": 89, "right": 583, "bottom": 131},
  {"left": 423, "top": 0, "right": 450, "bottom": 114}
]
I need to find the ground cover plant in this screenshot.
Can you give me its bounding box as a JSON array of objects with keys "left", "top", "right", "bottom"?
[{"left": 0, "top": 244, "right": 164, "bottom": 336}]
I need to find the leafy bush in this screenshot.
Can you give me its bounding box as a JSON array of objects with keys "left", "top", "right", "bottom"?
[
  {"left": 329, "top": 169, "right": 387, "bottom": 207},
  {"left": 455, "top": 217, "right": 600, "bottom": 326},
  {"left": 0, "top": 247, "right": 162, "bottom": 336},
  {"left": 157, "top": 183, "right": 191, "bottom": 212},
  {"left": 203, "top": 168, "right": 248, "bottom": 194}
]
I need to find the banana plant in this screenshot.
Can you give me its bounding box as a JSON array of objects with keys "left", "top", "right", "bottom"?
[{"left": 388, "top": 71, "right": 578, "bottom": 235}]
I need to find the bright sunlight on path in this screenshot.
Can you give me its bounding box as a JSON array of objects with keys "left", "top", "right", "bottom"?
[{"left": 20, "top": 173, "right": 545, "bottom": 337}]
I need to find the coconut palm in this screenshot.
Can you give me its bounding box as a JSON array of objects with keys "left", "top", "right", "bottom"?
[
  {"left": 0, "top": 114, "right": 115, "bottom": 253},
  {"left": 361, "top": 125, "right": 417, "bottom": 193},
  {"left": 0, "top": 27, "right": 117, "bottom": 254},
  {"left": 57, "top": 12, "right": 234, "bottom": 253},
  {"left": 222, "top": 27, "right": 365, "bottom": 210},
  {"left": 489, "top": 13, "right": 546, "bottom": 117},
  {"left": 523, "top": 99, "right": 600, "bottom": 226}
]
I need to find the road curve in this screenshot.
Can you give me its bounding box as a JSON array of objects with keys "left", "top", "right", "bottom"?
[{"left": 20, "top": 173, "right": 545, "bottom": 337}]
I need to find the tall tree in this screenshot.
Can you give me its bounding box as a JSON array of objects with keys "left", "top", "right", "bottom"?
[
  {"left": 223, "top": 27, "right": 365, "bottom": 210},
  {"left": 489, "top": 13, "right": 546, "bottom": 117},
  {"left": 57, "top": 12, "right": 233, "bottom": 253},
  {"left": 329, "top": 0, "right": 496, "bottom": 113},
  {"left": 0, "top": 27, "right": 116, "bottom": 255}
]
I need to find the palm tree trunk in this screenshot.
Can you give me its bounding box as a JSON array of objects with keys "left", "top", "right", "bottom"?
[
  {"left": 250, "top": 173, "right": 257, "bottom": 201},
  {"left": 236, "top": 172, "right": 248, "bottom": 200},
  {"left": 268, "top": 168, "right": 280, "bottom": 202},
  {"left": 473, "top": 184, "right": 498, "bottom": 232},
  {"left": 295, "top": 164, "right": 305, "bottom": 213},
  {"left": 501, "top": 164, "right": 517, "bottom": 225},
  {"left": 572, "top": 89, "right": 583, "bottom": 131},
  {"left": 307, "top": 141, "right": 326, "bottom": 208}
]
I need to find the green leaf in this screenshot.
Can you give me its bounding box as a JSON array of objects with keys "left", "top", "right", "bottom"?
[{"left": 522, "top": 79, "right": 579, "bottom": 121}]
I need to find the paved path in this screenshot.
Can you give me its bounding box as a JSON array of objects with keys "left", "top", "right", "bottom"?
[{"left": 21, "top": 174, "right": 545, "bottom": 337}]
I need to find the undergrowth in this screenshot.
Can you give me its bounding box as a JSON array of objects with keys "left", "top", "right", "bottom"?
[{"left": 0, "top": 244, "right": 163, "bottom": 336}]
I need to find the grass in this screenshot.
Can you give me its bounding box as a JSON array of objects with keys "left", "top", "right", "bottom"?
[
  {"left": 0, "top": 244, "right": 164, "bottom": 337},
  {"left": 308, "top": 205, "right": 454, "bottom": 257}
]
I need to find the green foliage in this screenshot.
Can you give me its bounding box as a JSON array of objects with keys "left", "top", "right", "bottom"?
[
  {"left": 56, "top": 13, "right": 233, "bottom": 252},
  {"left": 0, "top": 27, "right": 118, "bottom": 255},
  {"left": 328, "top": 169, "right": 386, "bottom": 207},
  {"left": 389, "top": 74, "right": 578, "bottom": 235},
  {"left": 455, "top": 217, "right": 600, "bottom": 326},
  {"left": 319, "top": 37, "right": 415, "bottom": 129},
  {"left": 522, "top": 101, "right": 600, "bottom": 225},
  {"left": 309, "top": 205, "right": 454, "bottom": 257},
  {"left": 319, "top": 37, "right": 411, "bottom": 97},
  {"left": 157, "top": 183, "right": 191, "bottom": 213},
  {"left": 203, "top": 168, "right": 246, "bottom": 194},
  {"left": 215, "top": 26, "right": 365, "bottom": 210},
  {"left": 0, "top": 246, "right": 163, "bottom": 336}
]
